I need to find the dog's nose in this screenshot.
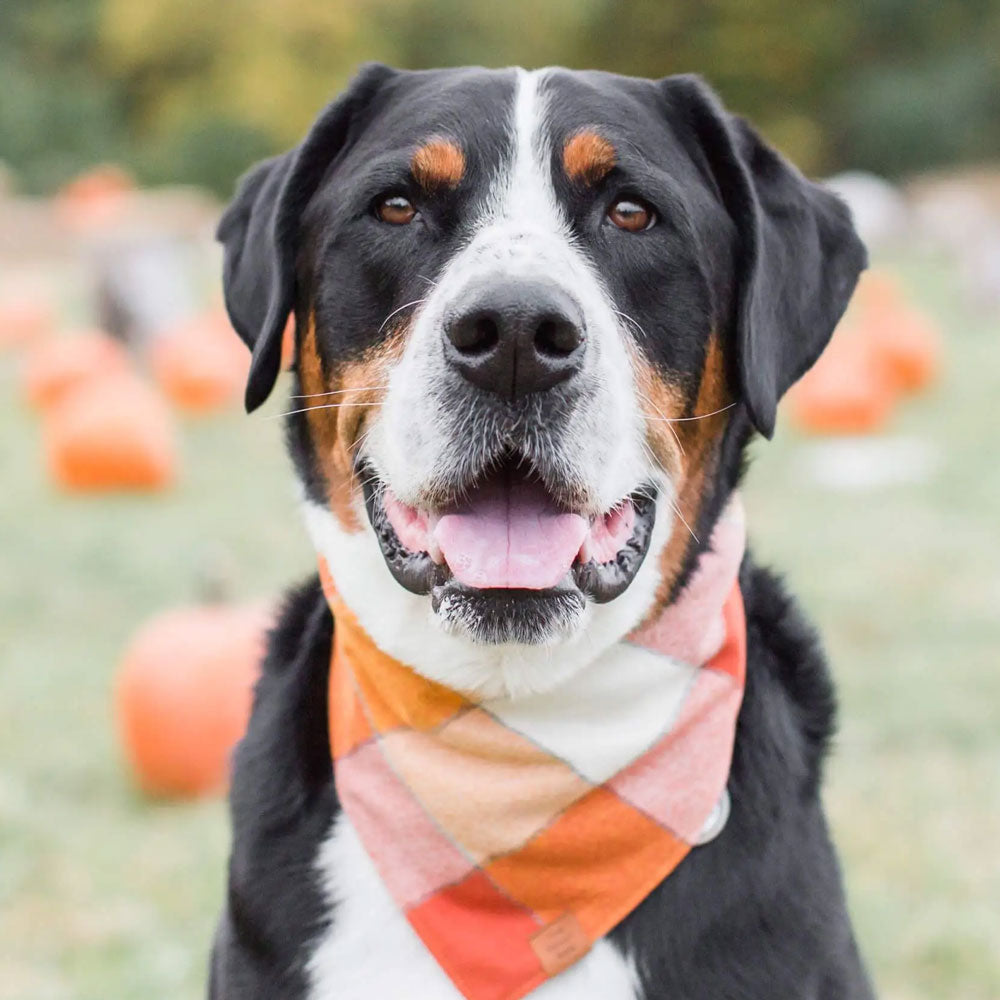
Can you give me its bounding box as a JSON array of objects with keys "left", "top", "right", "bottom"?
[{"left": 443, "top": 279, "right": 586, "bottom": 399}]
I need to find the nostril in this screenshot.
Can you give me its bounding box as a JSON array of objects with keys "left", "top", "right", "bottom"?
[
  {"left": 535, "top": 317, "right": 584, "bottom": 358},
  {"left": 472, "top": 316, "right": 500, "bottom": 354},
  {"left": 450, "top": 314, "right": 500, "bottom": 356}
]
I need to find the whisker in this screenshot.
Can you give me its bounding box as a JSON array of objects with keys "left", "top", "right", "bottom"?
[
  {"left": 614, "top": 309, "right": 650, "bottom": 340},
  {"left": 377, "top": 297, "right": 428, "bottom": 336},
  {"left": 638, "top": 440, "right": 668, "bottom": 484},
  {"left": 357, "top": 470, "right": 383, "bottom": 493},
  {"left": 265, "top": 402, "right": 383, "bottom": 420},
  {"left": 646, "top": 402, "right": 737, "bottom": 423},
  {"left": 670, "top": 498, "right": 700, "bottom": 545},
  {"left": 289, "top": 386, "right": 389, "bottom": 400},
  {"left": 630, "top": 462, "right": 661, "bottom": 506},
  {"left": 352, "top": 423, "right": 378, "bottom": 459},
  {"left": 637, "top": 388, "right": 685, "bottom": 458},
  {"left": 362, "top": 472, "right": 388, "bottom": 501}
]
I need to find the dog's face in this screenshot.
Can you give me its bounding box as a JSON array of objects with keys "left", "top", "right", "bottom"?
[{"left": 219, "top": 65, "right": 864, "bottom": 695}]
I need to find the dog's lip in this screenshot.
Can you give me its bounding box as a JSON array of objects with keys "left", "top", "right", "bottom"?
[
  {"left": 382, "top": 487, "right": 635, "bottom": 576},
  {"left": 381, "top": 494, "right": 446, "bottom": 565},
  {"left": 360, "top": 461, "right": 657, "bottom": 604}
]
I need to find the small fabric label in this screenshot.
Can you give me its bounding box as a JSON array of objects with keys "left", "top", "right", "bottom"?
[{"left": 530, "top": 913, "right": 590, "bottom": 975}]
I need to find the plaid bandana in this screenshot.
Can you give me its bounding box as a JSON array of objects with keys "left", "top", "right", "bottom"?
[{"left": 320, "top": 499, "right": 746, "bottom": 1000}]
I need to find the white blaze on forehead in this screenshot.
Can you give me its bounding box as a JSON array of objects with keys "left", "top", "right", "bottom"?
[
  {"left": 497, "top": 68, "right": 564, "bottom": 229},
  {"left": 469, "top": 68, "right": 570, "bottom": 256}
]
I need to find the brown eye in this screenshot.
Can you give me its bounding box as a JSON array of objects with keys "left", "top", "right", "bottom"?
[
  {"left": 376, "top": 195, "right": 417, "bottom": 225},
  {"left": 608, "top": 197, "right": 654, "bottom": 232}
]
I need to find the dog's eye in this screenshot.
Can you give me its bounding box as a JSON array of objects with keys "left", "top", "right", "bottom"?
[
  {"left": 608, "top": 197, "right": 654, "bottom": 232},
  {"left": 376, "top": 195, "right": 417, "bottom": 225}
]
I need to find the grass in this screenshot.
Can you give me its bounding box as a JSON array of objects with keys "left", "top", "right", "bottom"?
[{"left": 1, "top": 249, "right": 998, "bottom": 999}]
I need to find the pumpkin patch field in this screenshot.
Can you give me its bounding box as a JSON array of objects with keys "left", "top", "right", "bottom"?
[{"left": 1, "top": 251, "right": 998, "bottom": 1000}]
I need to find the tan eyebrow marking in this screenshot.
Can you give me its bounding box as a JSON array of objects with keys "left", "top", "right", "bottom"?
[
  {"left": 563, "top": 130, "right": 617, "bottom": 185},
  {"left": 411, "top": 139, "right": 466, "bottom": 191}
]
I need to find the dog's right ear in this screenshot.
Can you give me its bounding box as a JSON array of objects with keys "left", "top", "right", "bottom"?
[{"left": 217, "top": 63, "right": 396, "bottom": 412}]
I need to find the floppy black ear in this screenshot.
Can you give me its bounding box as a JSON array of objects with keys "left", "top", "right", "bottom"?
[
  {"left": 663, "top": 76, "right": 867, "bottom": 438},
  {"left": 217, "top": 62, "right": 396, "bottom": 411}
]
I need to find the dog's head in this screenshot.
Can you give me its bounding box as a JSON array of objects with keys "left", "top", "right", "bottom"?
[{"left": 218, "top": 65, "right": 864, "bottom": 695}]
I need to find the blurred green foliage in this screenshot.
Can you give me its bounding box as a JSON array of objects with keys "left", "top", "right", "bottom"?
[{"left": 2, "top": 0, "right": 999, "bottom": 195}]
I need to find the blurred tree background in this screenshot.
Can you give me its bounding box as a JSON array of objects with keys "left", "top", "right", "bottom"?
[{"left": 2, "top": 0, "right": 999, "bottom": 194}]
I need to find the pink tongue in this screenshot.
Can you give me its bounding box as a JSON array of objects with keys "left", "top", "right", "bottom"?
[{"left": 433, "top": 479, "right": 588, "bottom": 590}]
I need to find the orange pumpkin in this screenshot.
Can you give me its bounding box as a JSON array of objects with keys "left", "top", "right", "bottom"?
[
  {"left": 0, "top": 290, "right": 55, "bottom": 352},
  {"left": 150, "top": 311, "right": 249, "bottom": 413},
  {"left": 852, "top": 269, "right": 902, "bottom": 317},
  {"left": 43, "top": 372, "right": 177, "bottom": 491},
  {"left": 873, "top": 309, "right": 941, "bottom": 393},
  {"left": 115, "top": 601, "right": 273, "bottom": 797},
  {"left": 853, "top": 270, "right": 942, "bottom": 394},
  {"left": 23, "top": 331, "right": 130, "bottom": 410},
  {"left": 789, "top": 324, "right": 897, "bottom": 434},
  {"left": 55, "top": 164, "right": 134, "bottom": 231}
]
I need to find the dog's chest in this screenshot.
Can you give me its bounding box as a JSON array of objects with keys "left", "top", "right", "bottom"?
[{"left": 305, "top": 813, "right": 639, "bottom": 1000}]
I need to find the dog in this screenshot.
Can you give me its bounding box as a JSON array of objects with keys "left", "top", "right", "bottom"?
[{"left": 209, "top": 64, "right": 875, "bottom": 1000}]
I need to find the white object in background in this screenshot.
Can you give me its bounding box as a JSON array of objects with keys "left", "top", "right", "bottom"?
[
  {"left": 796, "top": 436, "right": 940, "bottom": 492},
  {"left": 824, "top": 171, "right": 910, "bottom": 249}
]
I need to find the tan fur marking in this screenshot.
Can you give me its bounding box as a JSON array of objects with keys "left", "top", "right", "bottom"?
[
  {"left": 634, "top": 333, "right": 732, "bottom": 603},
  {"left": 298, "top": 317, "right": 402, "bottom": 533},
  {"left": 563, "top": 131, "right": 617, "bottom": 185},
  {"left": 412, "top": 139, "right": 465, "bottom": 191}
]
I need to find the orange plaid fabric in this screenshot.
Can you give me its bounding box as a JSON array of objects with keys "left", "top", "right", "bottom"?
[{"left": 320, "top": 503, "right": 746, "bottom": 1000}]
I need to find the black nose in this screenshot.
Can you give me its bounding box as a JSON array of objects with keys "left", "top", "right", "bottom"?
[{"left": 443, "top": 279, "right": 586, "bottom": 399}]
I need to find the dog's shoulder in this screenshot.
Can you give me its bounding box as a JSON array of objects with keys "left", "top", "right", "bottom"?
[
  {"left": 232, "top": 574, "right": 334, "bottom": 826},
  {"left": 213, "top": 577, "right": 337, "bottom": 999},
  {"left": 739, "top": 553, "right": 838, "bottom": 795}
]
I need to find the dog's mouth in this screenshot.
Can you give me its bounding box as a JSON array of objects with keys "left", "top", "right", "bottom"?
[{"left": 361, "top": 455, "right": 657, "bottom": 619}]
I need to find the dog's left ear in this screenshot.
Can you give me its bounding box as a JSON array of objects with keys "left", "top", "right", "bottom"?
[
  {"left": 663, "top": 76, "right": 868, "bottom": 438},
  {"left": 217, "top": 63, "right": 396, "bottom": 411}
]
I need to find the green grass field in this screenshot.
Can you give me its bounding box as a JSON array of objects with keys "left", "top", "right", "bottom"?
[{"left": 1, "top": 251, "right": 998, "bottom": 999}]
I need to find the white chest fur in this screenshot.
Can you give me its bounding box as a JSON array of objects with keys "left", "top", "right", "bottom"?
[{"left": 306, "top": 813, "right": 639, "bottom": 1000}]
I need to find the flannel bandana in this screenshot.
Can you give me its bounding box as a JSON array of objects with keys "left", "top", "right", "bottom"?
[{"left": 319, "top": 499, "right": 747, "bottom": 1000}]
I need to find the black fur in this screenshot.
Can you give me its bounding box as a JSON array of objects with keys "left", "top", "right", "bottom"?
[{"left": 210, "top": 579, "right": 335, "bottom": 998}]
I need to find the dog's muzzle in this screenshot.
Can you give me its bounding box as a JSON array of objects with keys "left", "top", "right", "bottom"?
[{"left": 360, "top": 274, "right": 656, "bottom": 643}]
